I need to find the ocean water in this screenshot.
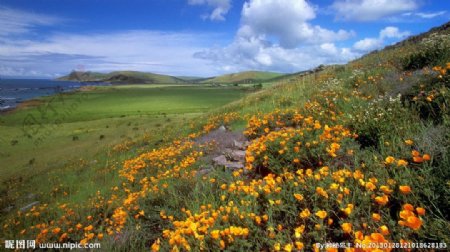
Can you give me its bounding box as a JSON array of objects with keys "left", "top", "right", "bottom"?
[{"left": 0, "top": 79, "right": 107, "bottom": 111}]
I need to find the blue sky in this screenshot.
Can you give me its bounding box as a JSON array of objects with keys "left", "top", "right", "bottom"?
[{"left": 0, "top": 0, "right": 448, "bottom": 78}]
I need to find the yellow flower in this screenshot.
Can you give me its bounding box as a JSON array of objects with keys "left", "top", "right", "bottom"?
[
  {"left": 372, "top": 213, "right": 381, "bottom": 221},
  {"left": 299, "top": 208, "right": 311, "bottom": 218},
  {"left": 396, "top": 159, "right": 408, "bottom": 167},
  {"left": 404, "top": 139, "right": 414, "bottom": 145},
  {"left": 284, "top": 243, "right": 293, "bottom": 252},
  {"left": 210, "top": 230, "right": 220, "bottom": 240},
  {"left": 315, "top": 210, "right": 327, "bottom": 219},
  {"left": 294, "top": 225, "right": 305, "bottom": 238},
  {"left": 274, "top": 243, "right": 281, "bottom": 251},
  {"left": 365, "top": 182, "right": 376, "bottom": 191},
  {"left": 380, "top": 225, "right": 389, "bottom": 235},
  {"left": 151, "top": 239, "right": 160, "bottom": 252},
  {"left": 342, "top": 204, "right": 354, "bottom": 216},
  {"left": 374, "top": 195, "right": 389, "bottom": 205},
  {"left": 384, "top": 156, "right": 395, "bottom": 165},
  {"left": 293, "top": 193, "right": 304, "bottom": 201},
  {"left": 341, "top": 223, "right": 352, "bottom": 233}
]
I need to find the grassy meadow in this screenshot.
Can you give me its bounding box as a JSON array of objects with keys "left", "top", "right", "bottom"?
[
  {"left": 1, "top": 25, "right": 450, "bottom": 251},
  {"left": 0, "top": 85, "right": 249, "bottom": 217}
]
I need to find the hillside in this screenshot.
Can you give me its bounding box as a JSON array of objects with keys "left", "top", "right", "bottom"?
[
  {"left": 2, "top": 22, "right": 450, "bottom": 251},
  {"left": 58, "top": 70, "right": 287, "bottom": 85},
  {"left": 201, "top": 70, "right": 285, "bottom": 84},
  {"left": 58, "top": 70, "right": 187, "bottom": 84}
]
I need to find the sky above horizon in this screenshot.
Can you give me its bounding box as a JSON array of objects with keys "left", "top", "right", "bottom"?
[{"left": 0, "top": 0, "right": 448, "bottom": 78}]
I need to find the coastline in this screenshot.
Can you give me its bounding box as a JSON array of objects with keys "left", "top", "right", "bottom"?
[
  {"left": 0, "top": 86, "right": 97, "bottom": 115},
  {"left": 0, "top": 79, "right": 107, "bottom": 115}
]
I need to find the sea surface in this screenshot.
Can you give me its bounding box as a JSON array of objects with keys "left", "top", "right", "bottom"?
[{"left": 0, "top": 79, "right": 107, "bottom": 111}]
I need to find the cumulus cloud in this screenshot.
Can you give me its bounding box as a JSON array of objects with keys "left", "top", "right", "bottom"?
[
  {"left": 332, "top": 0, "right": 418, "bottom": 21},
  {"left": 195, "top": 0, "right": 356, "bottom": 73},
  {"left": 353, "top": 26, "right": 410, "bottom": 52},
  {"left": 188, "top": 0, "right": 232, "bottom": 21},
  {"left": 353, "top": 38, "right": 383, "bottom": 51},
  {"left": 379, "top": 26, "right": 410, "bottom": 39},
  {"left": 239, "top": 0, "right": 353, "bottom": 48}
]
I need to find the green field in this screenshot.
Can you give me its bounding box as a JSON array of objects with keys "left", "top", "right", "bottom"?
[{"left": 0, "top": 85, "right": 249, "bottom": 188}]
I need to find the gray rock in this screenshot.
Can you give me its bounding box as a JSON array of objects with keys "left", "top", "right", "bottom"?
[
  {"left": 213, "top": 155, "right": 228, "bottom": 166},
  {"left": 225, "top": 162, "right": 244, "bottom": 170},
  {"left": 233, "top": 140, "right": 245, "bottom": 150},
  {"left": 218, "top": 125, "right": 227, "bottom": 132},
  {"left": 230, "top": 150, "right": 246, "bottom": 162},
  {"left": 213, "top": 155, "right": 244, "bottom": 170},
  {"left": 20, "top": 201, "right": 40, "bottom": 212}
]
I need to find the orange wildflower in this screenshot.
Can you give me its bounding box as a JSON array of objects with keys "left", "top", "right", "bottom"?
[
  {"left": 413, "top": 156, "right": 423, "bottom": 163},
  {"left": 374, "top": 195, "right": 389, "bottom": 205},
  {"left": 399, "top": 185, "right": 412, "bottom": 194},
  {"left": 416, "top": 207, "right": 426, "bottom": 216}
]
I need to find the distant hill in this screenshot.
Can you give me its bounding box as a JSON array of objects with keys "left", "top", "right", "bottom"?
[
  {"left": 58, "top": 70, "right": 288, "bottom": 85},
  {"left": 201, "top": 71, "right": 285, "bottom": 84},
  {"left": 58, "top": 71, "right": 187, "bottom": 84}
]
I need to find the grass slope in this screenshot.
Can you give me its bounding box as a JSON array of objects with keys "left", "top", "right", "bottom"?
[
  {"left": 58, "top": 71, "right": 187, "bottom": 84},
  {"left": 201, "top": 71, "right": 285, "bottom": 84}
]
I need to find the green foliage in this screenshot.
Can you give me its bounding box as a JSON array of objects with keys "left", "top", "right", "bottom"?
[
  {"left": 401, "top": 34, "right": 450, "bottom": 71},
  {"left": 403, "top": 65, "right": 450, "bottom": 123}
]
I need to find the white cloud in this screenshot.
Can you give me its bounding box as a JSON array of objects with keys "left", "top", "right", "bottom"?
[
  {"left": 380, "top": 26, "right": 410, "bottom": 39},
  {"left": 188, "top": 0, "right": 232, "bottom": 21},
  {"left": 332, "top": 0, "right": 418, "bottom": 21},
  {"left": 0, "top": 30, "right": 223, "bottom": 77},
  {"left": 195, "top": 0, "right": 356, "bottom": 73},
  {"left": 353, "top": 38, "right": 383, "bottom": 51},
  {"left": 353, "top": 26, "right": 410, "bottom": 52},
  {"left": 402, "top": 11, "right": 447, "bottom": 19},
  {"left": 0, "top": 6, "right": 63, "bottom": 36},
  {"left": 239, "top": 0, "right": 353, "bottom": 48},
  {"left": 415, "top": 11, "right": 446, "bottom": 19}
]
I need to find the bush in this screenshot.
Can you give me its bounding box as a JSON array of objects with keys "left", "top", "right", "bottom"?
[
  {"left": 403, "top": 64, "right": 450, "bottom": 123},
  {"left": 401, "top": 34, "right": 450, "bottom": 71}
]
